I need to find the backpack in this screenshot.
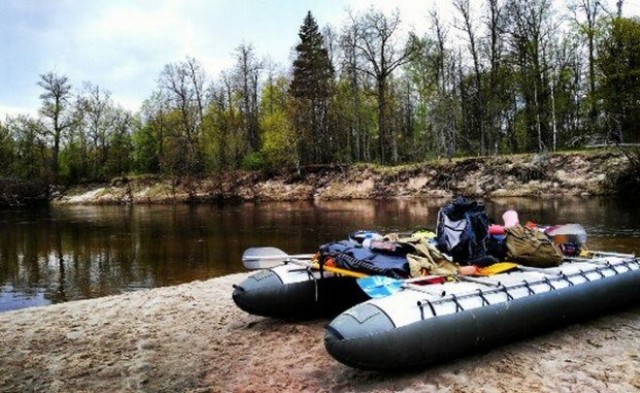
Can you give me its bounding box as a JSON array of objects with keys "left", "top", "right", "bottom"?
[
  {"left": 318, "top": 241, "right": 410, "bottom": 279},
  {"left": 504, "top": 225, "right": 563, "bottom": 267},
  {"left": 436, "top": 197, "right": 496, "bottom": 266}
]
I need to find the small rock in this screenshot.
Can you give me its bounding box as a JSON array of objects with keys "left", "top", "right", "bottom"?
[
  {"left": 136, "top": 339, "right": 156, "bottom": 351},
  {"left": 66, "top": 330, "right": 84, "bottom": 340}
]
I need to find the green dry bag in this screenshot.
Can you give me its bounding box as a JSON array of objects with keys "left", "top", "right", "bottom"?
[{"left": 504, "top": 225, "right": 563, "bottom": 267}]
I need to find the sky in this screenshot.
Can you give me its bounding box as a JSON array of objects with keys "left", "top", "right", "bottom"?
[{"left": 1, "top": 0, "right": 639, "bottom": 119}]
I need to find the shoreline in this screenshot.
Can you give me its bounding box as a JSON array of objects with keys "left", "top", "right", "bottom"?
[
  {"left": 51, "top": 152, "right": 628, "bottom": 205},
  {"left": 1, "top": 272, "right": 639, "bottom": 392}
]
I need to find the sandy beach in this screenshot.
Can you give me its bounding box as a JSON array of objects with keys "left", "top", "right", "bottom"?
[{"left": 1, "top": 272, "right": 639, "bottom": 393}]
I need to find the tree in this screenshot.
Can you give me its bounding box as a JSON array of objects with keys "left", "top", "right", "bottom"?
[
  {"left": 570, "top": 0, "right": 602, "bottom": 129},
  {"left": 233, "top": 43, "right": 262, "bottom": 153},
  {"left": 77, "top": 83, "right": 114, "bottom": 181},
  {"left": 38, "top": 72, "right": 75, "bottom": 180},
  {"left": 290, "top": 11, "right": 335, "bottom": 165},
  {"left": 158, "top": 57, "right": 208, "bottom": 173},
  {"left": 0, "top": 120, "right": 15, "bottom": 176},
  {"left": 506, "top": 0, "right": 555, "bottom": 152},
  {"left": 422, "top": 10, "right": 458, "bottom": 159},
  {"left": 454, "top": 0, "right": 486, "bottom": 154},
  {"left": 4, "top": 115, "right": 48, "bottom": 180},
  {"left": 598, "top": 16, "right": 640, "bottom": 143},
  {"left": 338, "top": 20, "right": 376, "bottom": 162},
  {"left": 103, "top": 108, "right": 133, "bottom": 177},
  {"left": 132, "top": 119, "right": 160, "bottom": 174},
  {"left": 259, "top": 75, "right": 297, "bottom": 170},
  {"left": 136, "top": 92, "right": 169, "bottom": 174},
  {"left": 484, "top": 0, "right": 513, "bottom": 153},
  {"left": 349, "top": 8, "right": 418, "bottom": 163}
]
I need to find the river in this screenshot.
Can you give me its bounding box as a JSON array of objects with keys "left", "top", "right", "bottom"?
[{"left": 1, "top": 197, "right": 639, "bottom": 312}]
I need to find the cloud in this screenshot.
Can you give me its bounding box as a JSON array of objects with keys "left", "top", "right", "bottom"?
[{"left": 0, "top": 0, "right": 454, "bottom": 119}]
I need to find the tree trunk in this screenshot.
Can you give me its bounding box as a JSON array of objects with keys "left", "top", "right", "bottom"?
[{"left": 377, "top": 79, "right": 386, "bottom": 163}]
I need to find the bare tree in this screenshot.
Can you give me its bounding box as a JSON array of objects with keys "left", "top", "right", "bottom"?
[
  {"left": 506, "top": 0, "right": 555, "bottom": 152},
  {"left": 322, "top": 25, "right": 339, "bottom": 70},
  {"left": 340, "top": 18, "right": 371, "bottom": 161},
  {"left": 485, "top": 0, "right": 508, "bottom": 153},
  {"left": 79, "top": 83, "right": 112, "bottom": 179},
  {"left": 350, "top": 8, "right": 418, "bottom": 164},
  {"left": 429, "top": 10, "right": 457, "bottom": 159},
  {"left": 570, "top": 0, "right": 600, "bottom": 127},
  {"left": 158, "top": 57, "right": 209, "bottom": 172},
  {"left": 233, "top": 43, "right": 262, "bottom": 152},
  {"left": 454, "top": 0, "right": 486, "bottom": 154},
  {"left": 38, "top": 72, "right": 75, "bottom": 180},
  {"left": 184, "top": 56, "right": 206, "bottom": 127}
]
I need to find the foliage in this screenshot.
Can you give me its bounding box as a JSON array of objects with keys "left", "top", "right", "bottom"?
[
  {"left": 290, "top": 11, "right": 335, "bottom": 165},
  {"left": 241, "top": 151, "right": 265, "bottom": 171},
  {"left": 597, "top": 17, "right": 640, "bottom": 143},
  {"left": 4, "top": 5, "right": 640, "bottom": 201},
  {"left": 260, "top": 108, "right": 297, "bottom": 171}
]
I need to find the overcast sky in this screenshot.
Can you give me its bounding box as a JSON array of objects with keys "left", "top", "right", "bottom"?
[{"left": 1, "top": 0, "right": 638, "bottom": 119}]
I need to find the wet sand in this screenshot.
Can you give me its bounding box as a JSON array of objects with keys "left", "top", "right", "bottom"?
[{"left": 1, "top": 272, "right": 639, "bottom": 392}]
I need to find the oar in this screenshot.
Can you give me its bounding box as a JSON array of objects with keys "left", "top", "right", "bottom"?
[
  {"left": 358, "top": 273, "right": 506, "bottom": 298},
  {"left": 475, "top": 262, "right": 519, "bottom": 275},
  {"left": 588, "top": 250, "right": 636, "bottom": 258},
  {"left": 357, "top": 262, "right": 518, "bottom": 298},
  {"left": 242, "top": 247, "right": 315, "bottom": 269},
  {"left": 242, "top": 247, "right": 368, "bottom": 278},
  {"left": 291, "top": 259, "right": 368, "bottom": 279},
  {"left": 516, "top": 265, "right": 562, "bottom": 275},
  {"left": 357, "top": 276, "right": 440, "bottom": 298}
]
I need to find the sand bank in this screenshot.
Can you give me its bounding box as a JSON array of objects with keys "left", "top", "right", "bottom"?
[
  {"left": 53, "top": 152, "right": 627, "bottom": 206},
  {"left": 1, "top": 272, "right": 638, "bottom": 392}
]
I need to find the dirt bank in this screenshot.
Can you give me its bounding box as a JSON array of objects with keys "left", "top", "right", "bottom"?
[
  {"left": 54, "top": 151, "right": 629, "bottom": 204},
  {"left": 1, "top": 273, "right": 638, "bottom": 392}
]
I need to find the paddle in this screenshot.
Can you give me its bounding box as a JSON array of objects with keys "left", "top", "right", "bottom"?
[
  {"left": 242, "top": 247, "right": 315, "bottom": 269},
  {"left": 588, "top": 250, "right": 635, "bottom": 258},
  {"left": 242, "top": 247, "right": 368, "bottom": 278},
  {"left": 357, "top": 262, "right": 519, "bottom": 298},
  {"left": 475, "top": 262, "right": 519, "bottom": 275},
  {"left": 305, "top": 261, "right": 368, "bottom": 278}
]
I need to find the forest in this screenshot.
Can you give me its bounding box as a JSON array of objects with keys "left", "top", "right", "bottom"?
[{"left": 1, "top": 0, "right": 639, "bottom": 200}]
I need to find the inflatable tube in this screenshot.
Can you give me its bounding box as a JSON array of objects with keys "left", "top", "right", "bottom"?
[
  {"left": 324, "top": 258, "right": 640, "bottom": 370},
  {"left": 232, "top": 264, "right": 368, "bottom": 319}
]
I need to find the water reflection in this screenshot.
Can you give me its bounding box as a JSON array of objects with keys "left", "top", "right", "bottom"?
[{"left": 0, "top": 197, "right": 638, "bottom": 312}]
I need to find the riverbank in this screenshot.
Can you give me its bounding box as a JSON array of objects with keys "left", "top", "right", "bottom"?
[
  {"left": 1, "top": 272, "right": 638, "bottom": 392},
  {"left": 54, "top": 151, "right": 630, "bottom": 204}
]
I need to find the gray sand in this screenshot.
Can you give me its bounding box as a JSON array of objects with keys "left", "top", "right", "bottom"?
[{"left": 1, "top": 273, "right": 638, "bottom": 392}]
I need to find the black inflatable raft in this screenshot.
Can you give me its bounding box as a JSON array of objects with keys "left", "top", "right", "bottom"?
[
  {"left": 232, "top": 263, "right": 368, "bottom": 319},
  {"left": 324, "top": 257, "right": 640, "bottom": 370}
]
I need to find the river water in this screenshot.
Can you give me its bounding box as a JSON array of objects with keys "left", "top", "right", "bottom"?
[{"left": 1, "top": 197, "right": 639, "bottom": 312}]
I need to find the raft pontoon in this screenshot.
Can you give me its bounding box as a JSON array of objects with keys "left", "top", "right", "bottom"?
[{"left": 324, "top": 256, "right": 640, "bottom": 370}]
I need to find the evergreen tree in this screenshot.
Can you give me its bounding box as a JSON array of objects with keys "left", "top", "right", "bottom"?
[{"left": 290, "top": 11, "right": 335, "bottom": 165}]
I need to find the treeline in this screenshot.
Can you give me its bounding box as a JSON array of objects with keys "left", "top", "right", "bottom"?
[{"left": 1, "top": 0, "right": 640, "bottom": 193}]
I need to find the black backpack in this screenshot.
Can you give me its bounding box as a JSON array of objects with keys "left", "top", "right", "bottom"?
[
  {"left": 436, "top": 197, "right": 496, "bottom": 266},
  {"left": 318, "top": 241, "right": 410, "bottom": 279}
]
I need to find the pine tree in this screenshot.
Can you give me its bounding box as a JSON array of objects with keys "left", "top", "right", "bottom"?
[{"left": 290, "top": 11, "right": 335, "bottom": 165}]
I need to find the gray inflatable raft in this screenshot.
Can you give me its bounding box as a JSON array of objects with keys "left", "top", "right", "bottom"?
[
  {"left": 325, "top": 257, "right": 640, "bottom": 370},
  {"left": 232, "top": 263, "right": 368, "bottom": 319}
]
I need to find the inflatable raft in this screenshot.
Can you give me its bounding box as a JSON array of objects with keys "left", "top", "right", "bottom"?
[
  {"left": 324, "top": 256, "right": 640, "bottom": 370},
  {"left": 232, "top": 262, "right": 369, "bottom": 319}
]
